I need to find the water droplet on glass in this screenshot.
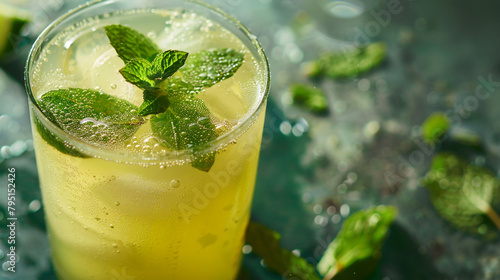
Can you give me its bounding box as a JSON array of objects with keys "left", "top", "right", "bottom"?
[{"left": 170, "top": 179, "right": 181, "bottom": 188}]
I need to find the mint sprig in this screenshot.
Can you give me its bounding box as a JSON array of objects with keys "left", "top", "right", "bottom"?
[
  {"left": 36, "top": 24, "right": 244, "bottom": 172},
  {"left": 104, "top": 24, "right": 244, "bottom": 171}
]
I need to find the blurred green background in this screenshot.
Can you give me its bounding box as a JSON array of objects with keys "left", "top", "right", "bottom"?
[{"left": 1, "top": 0, "right": 500, "bottom": 279}]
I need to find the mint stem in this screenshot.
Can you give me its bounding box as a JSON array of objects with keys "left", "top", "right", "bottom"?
[{"left": 486, "top": 206, "right": 500, "bottom": 231}]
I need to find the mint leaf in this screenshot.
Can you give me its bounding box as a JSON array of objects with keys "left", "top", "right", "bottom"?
[
  {"left": 191, "top": 151, "right": 215, "bottom": 172},
  {"left": 33, "top": 115, "right": 89, "bottom": 158},
  {"left": 245, "top": 222, "right": 321, "bottom": 280},
  {"left": 290, "top": 83, "right": 328, "bottom": 114},
  {"left": 104, "top": 24, "right": 161, "bottom": 63},
  {"left": 139, "top": 78, "right": 201, "bottom": 116},
  {"left": 422, "top": 113, "right": 450, "bottom": 144},
  {"left": 148, "top": 50, "right": 188, "bottom": 81},
  {"left": 138, "top": 89, "right": 170, "bottom": 116},
  {"left": 150, "top": 95, "right": 218, "bottom": 171},
  {"left": 38, "top": 88, "right": 144, "bottom": 147},
  {"left": 181, "top": 48, "right": 244, "bottom": 89},
  {"left": 306, "top": 42, "right": 386, "bottom": 79},
  {"left": 119, "top": 58, "right": 156, "bottom": 89},
  {"left": 421, "top": 153, "right": 500, "bottom": 239},
  {"left": 317, "top": 206, "right": 397, "bottom": 280}
]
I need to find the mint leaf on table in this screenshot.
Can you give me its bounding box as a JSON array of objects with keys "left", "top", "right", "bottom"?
[
  {"left": 317, "top": 206, "right": 397, "bottom": 280},
  {"left": 104, "top": 24, "right": 161, "bottom": 63},
  {"left": 245, "top": 222, "right": 321, "bottom": 280},
  {"left": 422, "top": 112, "right": 450, "bottom": 144},
  {"left": 306, "top": 42, "right": 386, "bottom": 79},
  {"left": 421, "top": 153, "right": 500, "bottom": 239},
  {"left": 149, "top": 50, "right": 188, "bottom": 81},
  {"left": 290, "top": 83, "right": 328, "bottom": 114},
  {"left": 37, "top": 88, "right": 144, "bottom": 147},
  {"left": 181, "top": 48, "right": 244, "bottom": 89}
]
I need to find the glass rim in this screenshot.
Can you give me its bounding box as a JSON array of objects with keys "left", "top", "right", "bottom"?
[{"left": 25, "top": 0, "right": 270, "bottom": 163}]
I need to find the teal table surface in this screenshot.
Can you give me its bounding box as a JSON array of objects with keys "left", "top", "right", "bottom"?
[{"left": 1, "top": 0, "right": 500, "bottom": 279}]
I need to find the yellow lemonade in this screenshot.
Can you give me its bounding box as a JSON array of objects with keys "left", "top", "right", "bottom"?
[{"left": 26, "top": 1, "right": 269, "bottom": 280}]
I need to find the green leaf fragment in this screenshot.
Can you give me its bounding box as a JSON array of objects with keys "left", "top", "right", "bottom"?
[
  {"left": 191, "top": 151, "right": 216, "bottom": 172},
  {"left": 421, "top": 153, "right": 500, "bottom": 238},
  {"left": 37, "top": 88, "right": 144, "bottom": 147},
  {"left": 33, "top": 115, "right": 89, "bottom": 158},
  {"left": 307, "top": 42, "right": 386, "bottom": 79},
  {"left": 150, "top": 95, "right": 218, "bottom": 171},
  {"left": 138, "top": 89, "right": 170, "bottom": 116},
  {"left": 290, "top": 83, "right": 328, "bottom": 114},
  {"left": 120, "top": 58, "right": 156, "bottom": 89},
  {"left": 0, "top": 4, "right": 31, "bottom": 58},
  {"left": 149, "top": 50, "right": 188, "bottom": 81},
  {"left": 181, "top": 48, "right": 244, "bottom": 89},
  {"left": 104, "top": 24, "right": 161, "bottom": 63},
  {"left": 245, "top": 222, "right": 321, "bottom": 280},
  {"left": 139, "top": 77, "right": 201, "bottom": 117},
  {"left": 449, "top": 126, "right": 483, "bottom": 149},
  {"left": 317, "top": 206, "right": 397, "bottom": 280},
  {"left": 422, "top": 112, "right": 450, "bottom": 144}
]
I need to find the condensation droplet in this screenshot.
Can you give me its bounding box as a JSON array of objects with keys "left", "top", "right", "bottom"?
[{"left": 170, "top": 179, "right": 181, "bottom": 188}]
